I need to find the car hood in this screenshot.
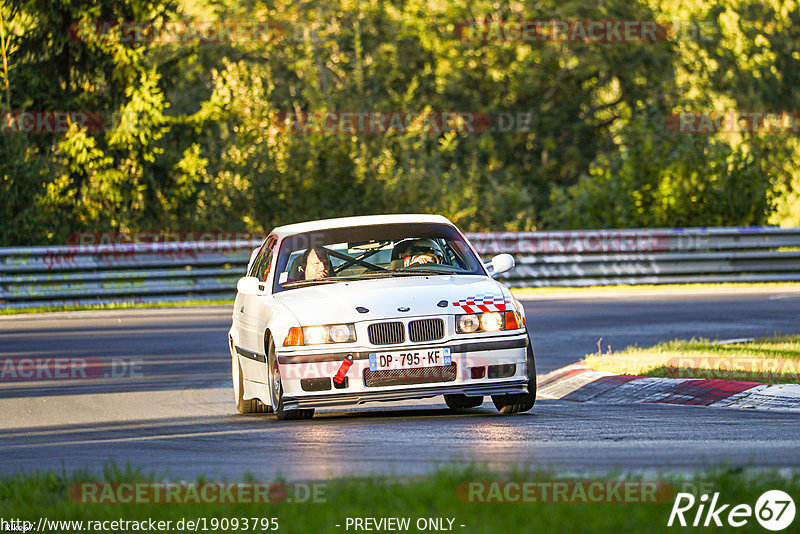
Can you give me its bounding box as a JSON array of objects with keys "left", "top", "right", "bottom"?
[{"left": 271, "top": 275, "right": 510, "bottom": 325}]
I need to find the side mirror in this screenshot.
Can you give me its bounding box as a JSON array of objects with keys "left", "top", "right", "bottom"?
[
  {"left": 487, "top": 253, "right": 515, "bottom": 277},
  {"left": 237, "top": 276, "right": 266, "bottom": 295}
]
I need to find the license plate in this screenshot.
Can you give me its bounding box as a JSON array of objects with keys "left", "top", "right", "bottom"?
[{"left": 369, "top": 348, "right": 451, "bottom": 372}]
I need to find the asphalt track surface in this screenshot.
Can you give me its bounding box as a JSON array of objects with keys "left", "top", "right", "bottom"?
[{"left": 1, "top": 287, "right": 799, "bottom": 480}]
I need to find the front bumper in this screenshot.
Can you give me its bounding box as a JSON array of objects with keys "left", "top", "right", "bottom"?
[
  {"left": 282, "top": 379, "right": 528, "bottom": 410},
  {"left": 275, "top": 332, "right": 530, "bottom": 409}
]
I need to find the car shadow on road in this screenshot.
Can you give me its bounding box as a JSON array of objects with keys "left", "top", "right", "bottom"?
[
  {"left": 312, "top": 405, "right": 534, "bottom": 420},
  {"left": 0, "top": 407, "right": 537, "bottom": 452}
]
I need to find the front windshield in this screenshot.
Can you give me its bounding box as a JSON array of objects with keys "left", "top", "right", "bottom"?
[{"left": 273, "top": 223, "right": 484, "bottom": 292}]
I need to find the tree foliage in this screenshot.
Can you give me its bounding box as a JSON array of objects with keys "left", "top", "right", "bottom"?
[{"left": 0, "top": 0, "right": 798, "bottom": 244}]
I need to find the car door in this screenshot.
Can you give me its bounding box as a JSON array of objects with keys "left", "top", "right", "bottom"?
[{"left": 236, "top": 237, "right": 276, "bottom": 383}]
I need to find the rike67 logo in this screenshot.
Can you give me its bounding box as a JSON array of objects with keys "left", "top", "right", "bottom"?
[{"left": 668, "top": 490, "right": 796, "bottom": 531}]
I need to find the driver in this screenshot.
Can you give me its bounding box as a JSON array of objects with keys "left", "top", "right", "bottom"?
[{"left": 402, "top": 240, "right": 444, "bottom": 267}]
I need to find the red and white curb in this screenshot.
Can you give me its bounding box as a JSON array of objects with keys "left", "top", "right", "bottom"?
[{"left": 537, "top": 364, "right": 800, "bottom": 412}]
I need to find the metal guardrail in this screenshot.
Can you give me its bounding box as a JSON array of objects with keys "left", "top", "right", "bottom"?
[
  {"left": 0, "top": 240, "right": 261, "bottom": 309},
  {"left": 1, "top": 227, "right": 798, "bottom": 309},
  {"left": 469, "top": 227, "right": 800, "bottom": 287}
]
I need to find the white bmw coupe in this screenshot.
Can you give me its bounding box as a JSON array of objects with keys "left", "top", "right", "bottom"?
[{"left": 229, "top": 214, "right": 535, "bottom": 420}]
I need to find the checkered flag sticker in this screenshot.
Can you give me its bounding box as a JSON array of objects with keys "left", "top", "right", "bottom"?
[{"left": 452, "top": 294, "right": 512, "bottom": 314}]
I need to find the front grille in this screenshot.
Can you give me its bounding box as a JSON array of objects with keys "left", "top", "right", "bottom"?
[
  {"left": 363, "top": 363, "right": 457, "bottom": 388},
  {"left": 408, "top": 318, "right": 445, "bottom": 343},
  {"left": 368, "top": 321, "right": 405, "bottom": 345}
]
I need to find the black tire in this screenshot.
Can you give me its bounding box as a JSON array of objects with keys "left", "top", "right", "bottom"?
[
  {"left": 491, "top": 334, "right": 536, "bottom": 414},
  {"left": 444, "top": 394, "right": 484, "bottom": 410},
  {"left": 267, "top": 338, "right": 315, "bottom": 421},
  {"left": 232, "top": 340, "right": 272, "bottom": 414}
]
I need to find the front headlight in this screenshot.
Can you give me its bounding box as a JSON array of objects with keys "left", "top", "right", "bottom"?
[
  {"left": 283, "top": 324, "right": 357, "bottom": 346},
  {"left": 456, "top": 311, "right": 524, "bottom": 334},
  {"left": 304, "top": 326, "right": 329, "bottom": 345},
  {"left": 328, "top": 324, "right": 354, "bottom": 343},
  {"left": 480, "top": 312, "right": 504, "bottom": 332},
  {"left": 456, "top": 314, "right": 480, "bottom": 333}
]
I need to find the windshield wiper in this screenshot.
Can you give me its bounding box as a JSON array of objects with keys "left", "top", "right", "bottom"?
[
  {"left": 283, "top": 275, "right": 386, "bottom": 288},
  {"left": 282, "top": 278, "right": 342, "bottom": 288},
  {"left": 284, "top": 271, "right": 449, "bottom": 288},
  {"left": 385, "top": 269, "right": 447, "bottom": 276}
]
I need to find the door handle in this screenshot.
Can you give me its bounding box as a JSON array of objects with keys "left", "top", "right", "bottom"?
[{"left": 240, "top": 306, "right": 245, "bottom": 313}]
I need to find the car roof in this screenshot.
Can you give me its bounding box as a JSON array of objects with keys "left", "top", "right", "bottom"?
[{"left": 270, "top": 214, "right": 455, "bottom": 237}]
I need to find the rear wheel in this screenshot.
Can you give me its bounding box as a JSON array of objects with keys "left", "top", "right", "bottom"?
[
  {"left": 491, "top": 334, "right": 536, "bottom": 414},
  {"left": 444, "top": 394, "right": 484, "bottom": 410},
  {"left": 267, "top": 338, "right": 314, "bottom": 420},
  {"left": 232, "top": 340, "right": 271, "bottom": 414}
]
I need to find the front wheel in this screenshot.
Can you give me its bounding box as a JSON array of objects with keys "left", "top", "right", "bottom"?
[
  {"left": 267, "top": 338, "right": 314, "bottom": 421},
  {"left": 491, "top": 334, "right": 536, "bottom": 414}
]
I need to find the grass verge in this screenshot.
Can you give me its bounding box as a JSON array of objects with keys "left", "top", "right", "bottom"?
[
  {"left": 582, "top": 336, "right": 800, "bottom": 384},
  {"left": 1, "top": 465, "right": 798, "bottom": 533}
]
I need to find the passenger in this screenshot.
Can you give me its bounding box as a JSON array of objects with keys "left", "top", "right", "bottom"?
[{"left": 301, "top": 247, "right": 332, "bottom": 280}]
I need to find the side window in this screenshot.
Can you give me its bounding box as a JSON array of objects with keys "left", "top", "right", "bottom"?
[
  {"left": 250, "top": 238, "right": 276, "bottom": 281},
  {"left": 248, "top": 246, "right": 265, "bottom": 277}
]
